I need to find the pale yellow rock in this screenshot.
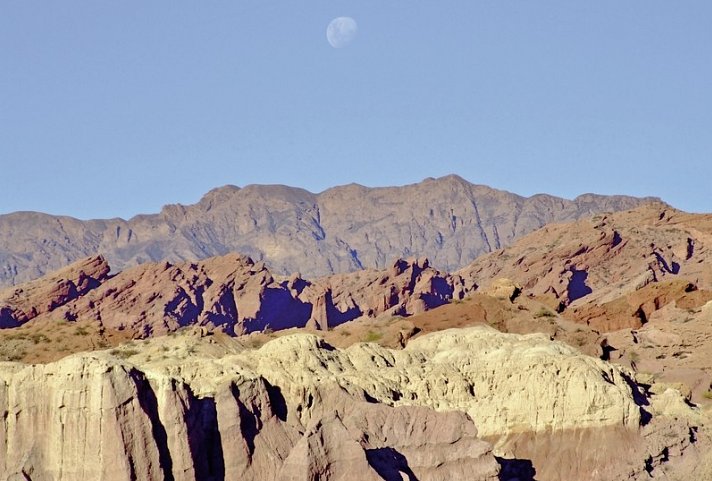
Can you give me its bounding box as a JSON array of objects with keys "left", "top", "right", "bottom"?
[
  {"left": 164, "top": 326, "right": 640, "bottom": 436},
  {"left": 0, "top": 356, "right": 164, "bottom": 481},
  {"left": 0, "top": 326, "right": 702, "bottom": 481},
  {"left": 481, "top": 278, "right": 521, "bottom": 301}
]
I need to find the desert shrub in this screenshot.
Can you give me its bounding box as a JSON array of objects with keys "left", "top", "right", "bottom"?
[
  {"left": 7, "top": 352, "right": 25, "bottom": 362},
  {"left": 111, "top": 349, "right": 139, "bottom": 359},
  {"left": 74, "top": 327, "right": 89, "bottom": 336},
  {"left": 30, "top": 333, "right": 50, "bottom": 344},
  {"left": 363, "top": 330, "right": 383, "bottom": 343},
  {"left": 6, "top": 332, "right": 27, "bottom": 341},
  {"left": 703, "top": 391, "right": 712, "bottom": 400},
  {"left": 248, "top": 338, "right": 267, "bottom": 349},
  {"left": 533, "top": 308, "right": 556, "bottom": 319}
]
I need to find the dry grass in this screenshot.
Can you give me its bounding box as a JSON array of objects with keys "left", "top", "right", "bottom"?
[{"left": 0, "top": 318, "right": 132, "bottom": 363}]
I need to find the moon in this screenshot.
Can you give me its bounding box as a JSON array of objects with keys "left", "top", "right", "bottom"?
[{"left": 326, "top": 17, "right": 358, "bottom": 48}]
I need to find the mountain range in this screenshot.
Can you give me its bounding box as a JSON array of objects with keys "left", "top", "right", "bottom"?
[
  {"left": 3, "top": 179, "right": 712, "bottom": 481},
  {"left": 0, "top": 175, "right": 659, "bottom": 287}
]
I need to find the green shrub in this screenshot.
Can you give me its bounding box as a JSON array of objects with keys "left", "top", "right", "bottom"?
[{"left": 363, "top": 331, "right": 383, "bottom": 343}]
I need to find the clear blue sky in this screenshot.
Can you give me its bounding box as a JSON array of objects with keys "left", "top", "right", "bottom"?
[{"left": 1, "top": 1, "right": 710, "bottom": 219}]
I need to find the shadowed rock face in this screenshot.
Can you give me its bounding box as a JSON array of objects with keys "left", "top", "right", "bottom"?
[
  {"left": 0, "top": 253, "right": 460, "bottom": 337},
  {"left": 0, "top": 175, "right": 660, "bottom": 287}
]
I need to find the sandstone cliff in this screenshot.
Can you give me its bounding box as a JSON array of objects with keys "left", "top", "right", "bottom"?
[
  {"left": 0, "top": 176, "right": 659, "bottom": 287},
  {"left": 0, "top": 327, "right": 705, "bottom": 481}
]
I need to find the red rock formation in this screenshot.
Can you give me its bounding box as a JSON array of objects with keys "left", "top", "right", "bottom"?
[
  {"left": 0, "top": 255, "right": 109, "bottom": 328},
  {"left": 458, "top": 204, "right": 712, "bottom": 331},
  {"left": 1, "top": 254, "right": 457, "bottom": 338}
]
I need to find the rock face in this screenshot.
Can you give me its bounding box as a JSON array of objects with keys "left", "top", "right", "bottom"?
[
  {"left": 458, "top": 204, "right": 712, "bottom": 331},
  {"left": 4, "top": 203, "right": 712, "bottom": 345},
  {"left": 0, "top": 357, "right": 166, "bottom": 481},
  {"left": 0, "top": 256, "right": 110, "bottom": 328},
  {"left": 0, "top": 175, "right": 659, "bottom": 287},
  {"left": 602, "top": 297, "right": 712, "bottom": 405},
  {"left": 3, "top": 254, "right": 458, "bottom": 337},
  {"left": 0, "top": 327, "right": 704, "bottom": 481}
]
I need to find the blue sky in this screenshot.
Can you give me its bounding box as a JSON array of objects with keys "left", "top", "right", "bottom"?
[{"left": 1, "top": 1, "right": 710, "bottom": 219}]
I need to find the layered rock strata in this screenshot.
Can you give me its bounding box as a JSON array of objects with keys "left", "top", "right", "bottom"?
[
  {"left": 459, "top": 204, "right": 712, "bottom": 330},
  {"left": 0, "top": 327, "right": 705, "bottom": 481}
]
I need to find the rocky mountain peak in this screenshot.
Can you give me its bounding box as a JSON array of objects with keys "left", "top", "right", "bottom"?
[{"left": 0, "top": 177, "right": 663, "bottom": 288}]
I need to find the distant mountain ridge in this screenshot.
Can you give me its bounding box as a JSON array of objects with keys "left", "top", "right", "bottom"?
[{"left": 0, "top": 175, "right": 662, "bottom": 287}]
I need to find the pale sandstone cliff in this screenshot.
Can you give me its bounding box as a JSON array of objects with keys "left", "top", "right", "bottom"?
[{"left": 0, "top": 327, "right": 706, "bottom": 481}]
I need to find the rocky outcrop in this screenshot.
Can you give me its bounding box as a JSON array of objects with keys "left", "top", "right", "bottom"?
[
  {"left": 0, "top": 326, "right": 704, "bottom": 481},
  {"left": 0, "top": 176, "right": 660, "bottom": 287},
  {"left": 249, "top": 326, "right": 641, "bottom": 437},
  {"left": 0, "top": 356, "right": 165, "bottom": 481},
  {"left": 4, "top": 203, "right": 712, "bottom": 343},
  {"left": 6, "top": 254, "right": 457, "bottom": 337},
  {"left": 458, "top": 204, "right": 712, "bottom": 331},
  {"left": 568, "top": 279, "right": 711, "bottom": 331},
  {"left": 599, "top": 297, "right": 712, "bottom": 405},
  {"left": 481, "top": 278, "right": 521, "bottom": 302},
  {"left": 0, "top": 255, "right": 110, "bottom": 328}
]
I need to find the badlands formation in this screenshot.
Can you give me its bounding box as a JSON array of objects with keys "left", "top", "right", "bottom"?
[
  {"left": 1, "top": 326, "right": 708, "bottom": 481},
  {"left": 0, "top": 191, "right": 712, "bottom": 480}
]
